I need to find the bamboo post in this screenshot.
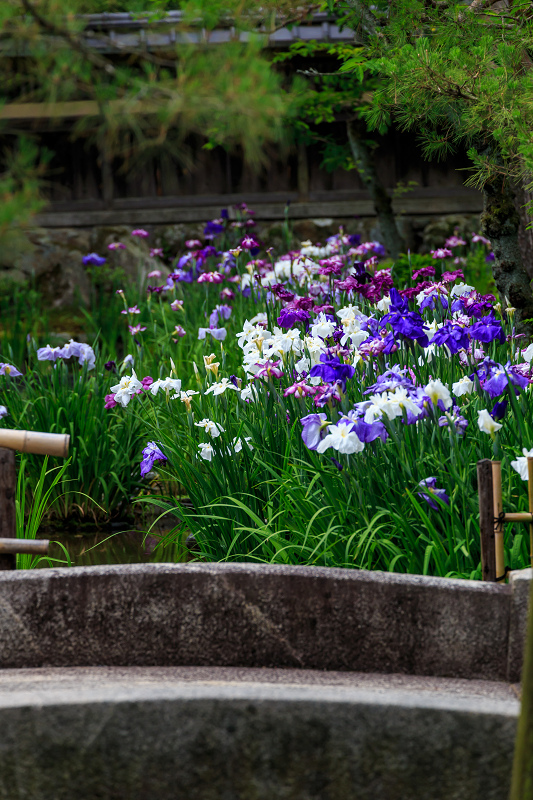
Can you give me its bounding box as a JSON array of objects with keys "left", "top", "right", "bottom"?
[
  {"left": 0, "top": 430, "right": 69, "bottom": 570},
  {"left": 477, "top": 459, "right": 497, "bottom": 581},
  {"left": 527, "top": 458, "right": 533, "bottom": 567},
  {"left": 0, "top": 448, "right": 16, "bottom": 570},
  {"left": 492, "top": 461, "right": 506, "bottom": 581}
]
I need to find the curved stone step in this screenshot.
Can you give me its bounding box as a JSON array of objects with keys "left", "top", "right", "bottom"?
[{"left": 0, "top": 666, "right": 519, "bottom": 800}]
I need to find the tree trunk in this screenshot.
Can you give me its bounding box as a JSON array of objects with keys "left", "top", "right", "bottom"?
[
  {"left": 480, "top": 174, "right": 533, "bottom": 335},
  {"left": 346, "top": 119, "right": 406, "bottom": 258},
  {"left": 514, "top": 180, "right": 533, "bottom": 280}
]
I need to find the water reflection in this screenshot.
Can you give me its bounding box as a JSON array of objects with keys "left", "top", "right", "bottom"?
[{"left": 35, "top": 527, "right": 188, "bottom": 568}]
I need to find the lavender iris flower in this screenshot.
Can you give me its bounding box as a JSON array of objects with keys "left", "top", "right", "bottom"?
[
  {"left": 417, "top": 477, "right": 450, "bottom": 510},
  {"left": 198, "top": 327, "right": 227, "bottom": 341},
  {"left": 37, "top": 345, "right": 63, "bottom": 362},
  {"left": 0, "top": 363, "right": 22, "bottom": 377},
  {"left": 209, "top": 304, "right": 233, "bottom": 327},
  {"left": 430, "top": 322, "right": 469, "bottom": 355},
  {"left": 277, "top": 307, "right": 310, "bottom": 328},
  {"left": 300, "top": 413, "right": 327, "bottom": 450},
  {"left": 0, "top": 406, "right": 7, "bottom": 418},
  {"left": 82, "top": 253, "right": 106, "bottom": 266},
  {"left": 140, "top": 441, "right": 168, "bottom": 478},
  {"left": 309, "top": 354, "right": 355, "bottom": 387},
  {"left": 364, "top": 366, "right": 413, "bottom": 395}
]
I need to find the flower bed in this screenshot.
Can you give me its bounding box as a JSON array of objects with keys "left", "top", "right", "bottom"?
[{"left": 0, "top": 211, "right": 531, "bottom": 577}]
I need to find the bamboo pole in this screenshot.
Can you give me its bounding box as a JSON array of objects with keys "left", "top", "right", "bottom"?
[
  {"left": 527, "top": 458, "right": 533, "bottom": 567},
  {"left": 492, "top": 461, "right": 506, "bottom": 581},
  {"left": 0, "top": 430, "right": 69, "bottom": 457},
  {"left": 478, "top": 459, "right": 497, "bottom": 581},
  {"left": 0, "top": 539, "right": 49, "bottom": 555},
  {"left": 503, "top": 513, "right": 533, "bottom": 523}
]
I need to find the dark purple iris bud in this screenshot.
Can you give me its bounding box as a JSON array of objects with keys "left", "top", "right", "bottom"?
[
  {"left": 430, "top": 322, "right": 469, "bottom": 355},
  {"left": 300, "top": 413, "right": 328, "bottom": 450},
  {"left": 491, "top": 400, "right": 508, "bottom": 420},
  {"left": 310, "top": 354, "right": 355, "bottom": 387},
  {"left": 329, "top": 457, "right": 344, "bottom": 471},
  {"left": 221, "top": 208, "right": 229, "bottom": 219},
  {"left": 417, "top": 477, "right": 450, "bottom": 510},
  {"left": 277, "top": 307, "right": 310, "bottom": 328},
  {"left": 348, "top": 234, "right": 361, "bottom": 246},
  {"left": 146, "top": 285, "right": 165, "bottom": 294},
  {"left": 469, "top": 315, "right": 506, "bottom": 344},
  {"left": 140, "top": 442, "right": 167, "bottom": 478},
  {"left": 82, "top": 252, "right": 106, "bottom": 266},
  {"left": 486, "top": 252, "right": 495, "bottom": 263},
  {"left": 352, "top": 261, "right": 372, "bottom": 283},
  {"left": 204, "top": 221, "right": 224, "bottom": 239},
  {"left": 104, "top": 360, "right": 117, "bottom": 372}
]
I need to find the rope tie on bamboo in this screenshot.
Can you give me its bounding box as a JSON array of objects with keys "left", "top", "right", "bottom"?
[
  {"left": 496, "top": 566, "right": 511, "bottom": 583},
  {"left": 495, "top": 511, "right": 507, "bottom": 525}
]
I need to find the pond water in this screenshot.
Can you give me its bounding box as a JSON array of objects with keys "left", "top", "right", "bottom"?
[{"left": 34, "top": 526, "right": 188, "bottom": 568}]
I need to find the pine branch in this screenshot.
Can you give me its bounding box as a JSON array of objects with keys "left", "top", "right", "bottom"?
[{"left": 19, "top": 0, "right": 116, "bottom": 75}]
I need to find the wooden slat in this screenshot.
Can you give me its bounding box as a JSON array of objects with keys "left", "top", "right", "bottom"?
[{"left": 34, "top": 189, "right": 483, "bottom": 228}]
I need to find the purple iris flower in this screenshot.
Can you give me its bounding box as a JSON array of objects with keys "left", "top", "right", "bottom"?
[
  {"left": 438, "top": 408, "right": 468, "bottom": 435},
  {"left": 300, "top": 413, "right": 328, "bottom": 450},
  {"left": 352, "top": 261, "right": 372, "bottom": 283},
  {"left": 140, "top": 441, "right": 167, "bottom": 478},
  {"left": 380, "top": 310, "right": 429, "bottom": 347},
  {"left": 430, "top": 322, "right": 469, "bottom": 355},
  {"left": 389, "top": 287, "right": 409, "bottom": 313},
  {"left": 209, "top": 304, "right": 233, "bottom": 328},
  {"left": 105, "top": 361, "right": 117, "bottom": 372},
  {"left": 483, "top": 363, "right": 529, "bottom": 398},
  {"left": 277, "top": 307, "right": 310, "bottom": 328},
  {"left": 348, "top": 234, "right": 361, "bottom": 246},
  {"left": 419, "top": 293, "right": 449, "bottom": 313},
  {"left": 486, "top": 252, "right": 495, "bottom": 263},
  {"left": 204, "top": 221, "right": 224, "bottom": 239},
  {"left": 309, "top": 354, "right": 355, "bottom": 387},
  {"left": 82, "top": 253, "right": 106, "bottom": 266},
  {"left": 417, "top": 477, "right": 450, "bottom": 510},
  {"left": 469, "top": 315, "right": 506, "bottom": 344},
  {"left": 352, "top": 418, "right": 388, "bottom": 443},
  {"left": 364, "top": 366, "right": 414, "bottom": 395}
]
